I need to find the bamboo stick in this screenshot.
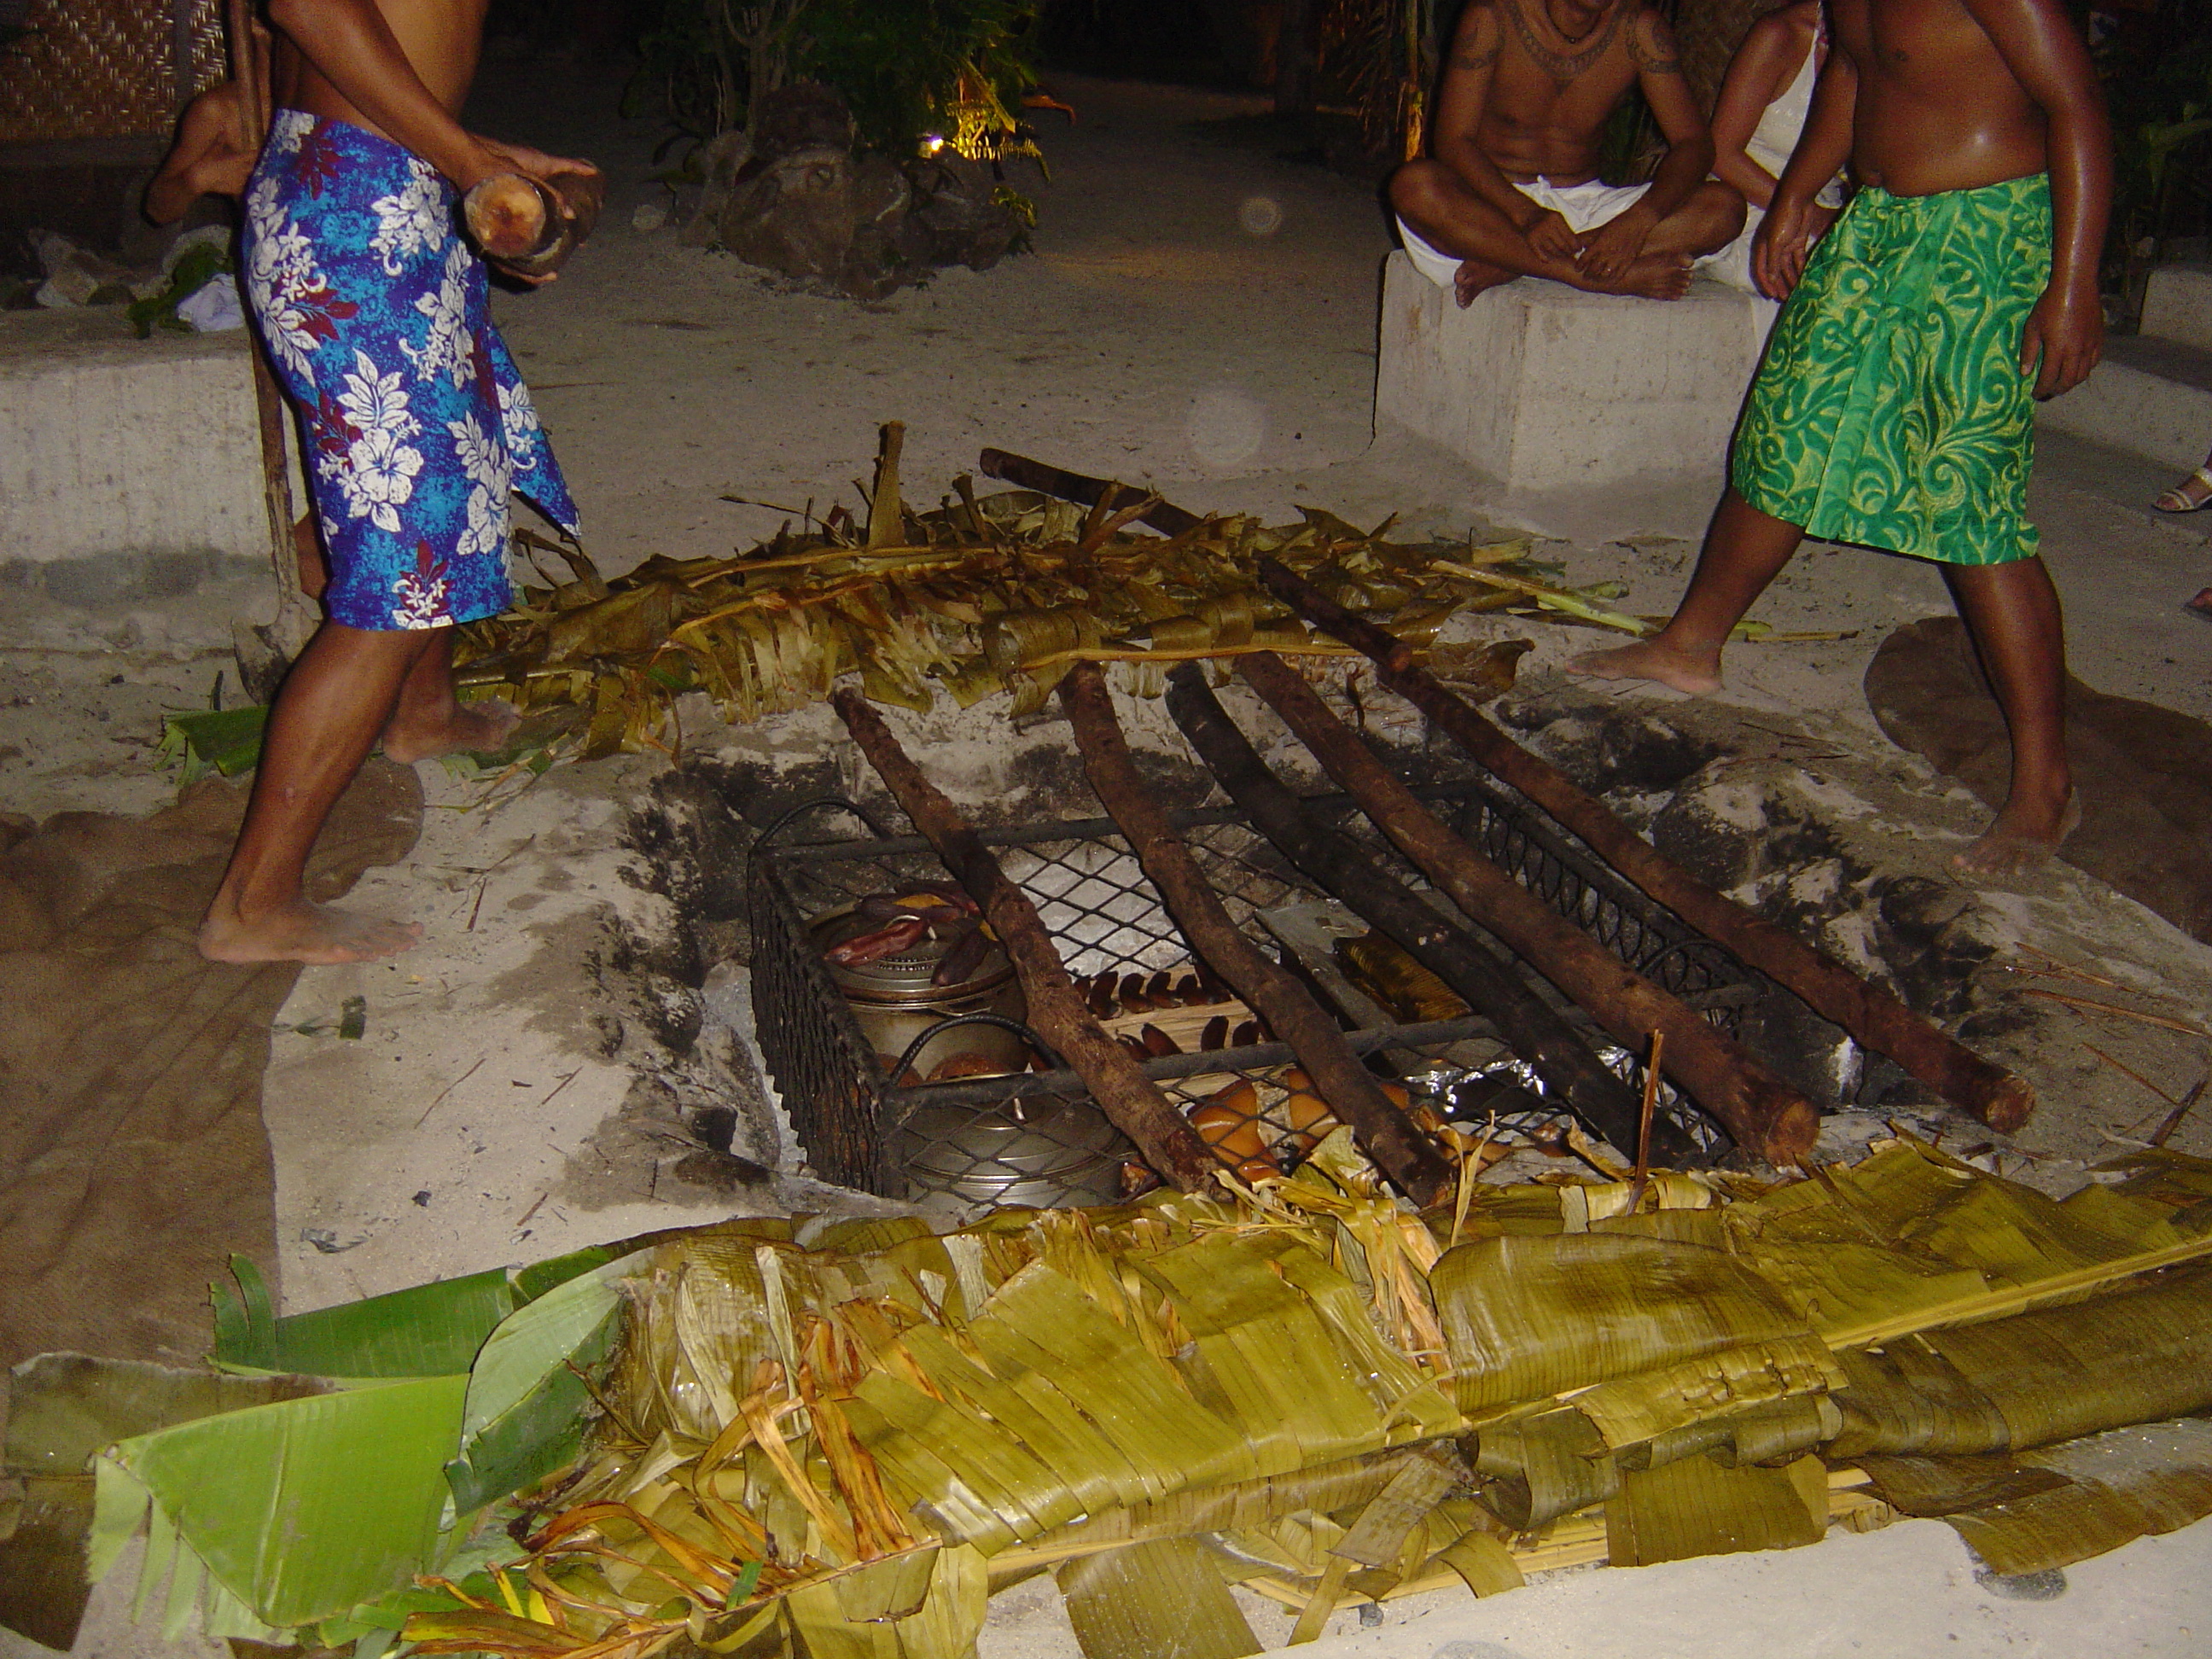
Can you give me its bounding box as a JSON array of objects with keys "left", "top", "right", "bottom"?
[
  {"left": 1161, "top": 665, "right": 1659, "bottom": 1161},
  {"left": 830, "top": 690, "right": 1219, "bottom": 1193},
  {"left": 1259, "top": 559, "right": 2037, "bottom": 1134},
  {"left": 1059, "top": 663, "right": 1457, "bottom": 1208},
  {"left": 1237, "top": 653, "right": 1819, "bottom": 1164},
  {"left": 225, "top": 0, "right": 317, "bottom": 694}
]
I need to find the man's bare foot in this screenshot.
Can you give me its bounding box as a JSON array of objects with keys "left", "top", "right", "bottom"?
[
  {"left": 1602, "top": 253, "right": 1695, "bottom": 300},
  {"left": 381, "top": 698, "right": 522, "bottom": 765},
  {"left": 1951, "top": 792, "right": 2081, "bottom": 879},
  {"left": 2186, "top": 586, "right": 2212, "bottom": 620},
  {"left": 198, "top": 899, "right": 424, "bottom": 964},
  {"left": 1454, "top": 257, "right": 1514, "bottom": 307},
  {"left": 1567, "top": 637, "right": 1723, "bottom": 694}
]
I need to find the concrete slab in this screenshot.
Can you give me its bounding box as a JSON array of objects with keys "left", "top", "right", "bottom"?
[
  {"left": 0, "top": 308, "right": 266, "bottom": 577},
  {"left": 2034, "top": 331, "right": 2212, "bottom": 473},
  {"left": 1375, "top": 252, "right": 1763, "bottom": 535},
  {"left": 2142, "top": 261, "right": 2212, "bottom": 352}
]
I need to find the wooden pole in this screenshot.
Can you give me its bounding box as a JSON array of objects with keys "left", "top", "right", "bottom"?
[
  {"left": 1236, "top": 651, "right": 1819, "bottom": 1164},
  {"left": 1058, "top": 663, "right": 1456, "bottom": 1208},
  {"left": 830, "top": 690, "right": 1220, "bottom": 1194},
  {"left": 1162, "top": 664, "right": 1674, "bottom": 1163},
  {"left": 225, "top": 0, "right": 318, "bottom": 699},
  {"left": 1258, "top": 558, "right": 2036, "bottom": 1133},
  {"left": 978, "top": 449, "right": 1203, "bottom": 537}
]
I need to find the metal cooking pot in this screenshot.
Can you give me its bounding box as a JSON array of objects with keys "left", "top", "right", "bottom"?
[
  {"left": 808, "top": 902, "right": 1029, "bottom": 1082},
  {"left": 892, "top": 1090, "right": 1132, "bottom": 1209}
]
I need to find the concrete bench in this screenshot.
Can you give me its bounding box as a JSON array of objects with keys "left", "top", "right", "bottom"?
[
  {"left": 1375, "top": 249, "right": 1772, "bottom": 536},
  {"left": 2035, "top": 264, "right": 2212, "bottom": 474},
  {"left": 0, "top": 307, "right": 266, "bottom": 600}
]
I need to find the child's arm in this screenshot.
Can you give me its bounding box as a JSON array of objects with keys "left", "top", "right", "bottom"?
[
  {"left": 1964, "top": 0, "right": 2111, "bottom": 397},
  {"left": 144, "top": 83, "right": 255, "bottom": 224},
  {"left": 1751, "top": 47, "right": 1856, "bottom": 299}
]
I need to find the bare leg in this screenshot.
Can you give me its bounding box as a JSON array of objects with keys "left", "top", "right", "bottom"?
[
  {"left": 380, "top": 629, "right": 522, "bottom": 763},
  {"left": 1639, "top": 180, "right": 1749, "bottom": 261},
  {"left": 1945, "top": 558, "right": 2075, "bottom": 876},
  {"left": 1570, "top": 490, "right": 1804, "bottom": 691},
  {"left": 1391, "top": 160, "right": 1607, "bottom": 297},
  {"left": 199, "top": 621, "right": 437, "bottom": 964}
]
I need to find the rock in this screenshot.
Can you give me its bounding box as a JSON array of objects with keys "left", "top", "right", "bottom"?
[
  {"left": 719, "top": 147, "right": 918, "bottom": 300},
  {"left": 702, "top": 81, "right": 1027, "bottom": 297},
  {"left": 631, "top": 201, "right": 668, "bottom": 233},
  {"left": 905, "top": 156, "right": 1023, "bottom": 271}
]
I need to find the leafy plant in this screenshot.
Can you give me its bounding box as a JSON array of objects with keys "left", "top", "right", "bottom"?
[{"left": 628, "top": 0, "right": 1044, "bottom": 157}]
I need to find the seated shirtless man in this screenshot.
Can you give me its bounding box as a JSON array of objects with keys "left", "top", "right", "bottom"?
[
  {"left": 1389, "top": 0, "right": 1744, "bottom": 305},
  {"left": 197, "top": 0, "right": 594, "bottom": 963},
  {"left": 1574, "top": 0, "right": 2109, "bottom": 876}
]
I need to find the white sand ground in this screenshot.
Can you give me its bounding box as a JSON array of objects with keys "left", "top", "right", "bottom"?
[{"left": 4, "top": 58, "right": 2212, "bottom": 1659}]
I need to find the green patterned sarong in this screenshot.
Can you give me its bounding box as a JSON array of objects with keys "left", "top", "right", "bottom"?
[{"left": 1732, "top": 173, "right": 2052, "bottom": 565}]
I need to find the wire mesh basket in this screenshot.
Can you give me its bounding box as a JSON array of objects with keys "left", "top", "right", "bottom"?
[{"left": 747, "top": 777, "right": 1783, "bottom": 1210}]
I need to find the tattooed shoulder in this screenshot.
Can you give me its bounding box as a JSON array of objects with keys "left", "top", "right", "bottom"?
[
  {"left": 1452, "top": 7, "right": 1503, "bottom": 71},
  {"left": 1628, "top": 10, "right": 1682, "bottom": 74}
]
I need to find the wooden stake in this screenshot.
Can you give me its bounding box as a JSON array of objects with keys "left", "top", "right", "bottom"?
[
  {"left": 1163, "top": 664, "right": 1662, "bottom": 1167},
  {"left": 1059, "top": 663, "right": 1456, "bottom": 1207},
  {"left": 1260, "top": 558, "right": 2038, "bottom": 1134},
  {"left": 1627, "top": 1029, "right": 1664, "bottom": 1212},
  {"left": 225, "top": 0, "right": 317, "bottom": 696},
  {"left": 830, "top": 690, "right": 1219, "bottom": 1193},
  {"left": 1238, "top": 651, "right": 1819, "bottom": 1164}
]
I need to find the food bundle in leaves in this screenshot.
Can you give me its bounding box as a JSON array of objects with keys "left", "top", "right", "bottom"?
[{"left": 26, "top": 1138, "right": 2212, "bottom": 1659}]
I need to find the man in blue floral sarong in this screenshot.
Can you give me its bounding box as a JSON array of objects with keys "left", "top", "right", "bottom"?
[{"left": 199, "top": 0, "right": 595, "bottom": 963}]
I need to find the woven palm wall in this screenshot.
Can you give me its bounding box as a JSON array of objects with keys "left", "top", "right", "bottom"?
[
  {"left": 1676, "top": 0, "right": 1790, "bottom": 115},
  {"left": 0, "top": 0, "right": 227, "bottom": 143}
]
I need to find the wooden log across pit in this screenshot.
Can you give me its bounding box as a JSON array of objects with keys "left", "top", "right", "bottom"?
[
  {"left": 978, "top": 449, "right": 1204, "bottom": 537},
  {"left": 830, "top": 690, "right": 1220, "bottom": 1193},
  {"left": 1058, "top": 663, "right": 1457, "bottom": 1208},
  {"left": 1237, "top": 652, "right": 1819, "bottom": 1164},
  {"left": 1257, "top": 558, "right": 2037, "bottom": 1134},
  {"left": 1162, "top": 664, "right": 1670, "bottom": 1163}
]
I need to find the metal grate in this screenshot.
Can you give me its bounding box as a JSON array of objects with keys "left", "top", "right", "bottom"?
[{"left": 747, "top": 776, "right": 1796, "bottom": 1208}]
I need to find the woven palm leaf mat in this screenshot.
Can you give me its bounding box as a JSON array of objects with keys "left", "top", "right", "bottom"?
[
  {"left": 1865, "top": 615, "right": 2212, "bottom": 943},
  {"left": 0, "top": 760, "right": 421, "bottom": 1372}
]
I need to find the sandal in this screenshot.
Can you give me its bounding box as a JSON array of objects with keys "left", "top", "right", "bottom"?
[{"left": 2154, "top": 464, "right": 2212, "bottom": 513}]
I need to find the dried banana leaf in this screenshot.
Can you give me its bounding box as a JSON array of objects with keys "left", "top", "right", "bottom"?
[
  {"left": 1603, "top": 1453, "right": 1825, "bottom": 1567},
  {"left": 1057, "top": 1536, "right": 1260, "bottom": 1659},
  {"left": 1863, "top": 1419, "right": 2212, "bottom": 1578}
]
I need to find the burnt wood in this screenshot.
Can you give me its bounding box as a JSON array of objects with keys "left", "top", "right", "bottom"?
[
  {"left": 1162, "top": 663, "right": 1665, "bottom": 1162},
  {"left": 1060, "top": 663, "right": 1456, "bottom": 1207},
  {"left": 1259, "top": 558, "right": 2035, "bottom": 1133},
  {"left": 1238, "top": 651, "right": 1817, "bottom": 1163}
]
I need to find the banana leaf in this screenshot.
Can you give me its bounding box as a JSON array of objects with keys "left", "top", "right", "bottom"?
[
  {"left": 1862, "top": 1418, "right": 2212, "bottom": 1577},
  {"left": 90, "top": 1373, "right": 471, "bottom": 1630},
  {"left": 0, "top": 1357, "right": 338, "bottom": 1650},
  {"left": 1603, "top": 1453, "right": 1825, "bottom": 1567},
  {"left": 1057, "top": 1536, "right": 1260, "bottom": 1659},
  {"left": 212, "top": 1254, "right": 515, "bottom": 1379}
]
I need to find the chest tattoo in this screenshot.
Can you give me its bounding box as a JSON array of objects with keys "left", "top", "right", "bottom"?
[{"left": 1501, "top": 0, "right": 1627, "bottom": 87}]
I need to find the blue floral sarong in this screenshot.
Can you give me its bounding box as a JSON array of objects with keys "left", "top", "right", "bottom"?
[{"left": 242, "top": 109, "right": 580, "bottom": 631}]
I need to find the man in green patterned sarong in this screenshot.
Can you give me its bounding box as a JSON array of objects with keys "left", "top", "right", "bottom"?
[{"left": 1575, "top": 0, "right": 2110, "bottom": 876}]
